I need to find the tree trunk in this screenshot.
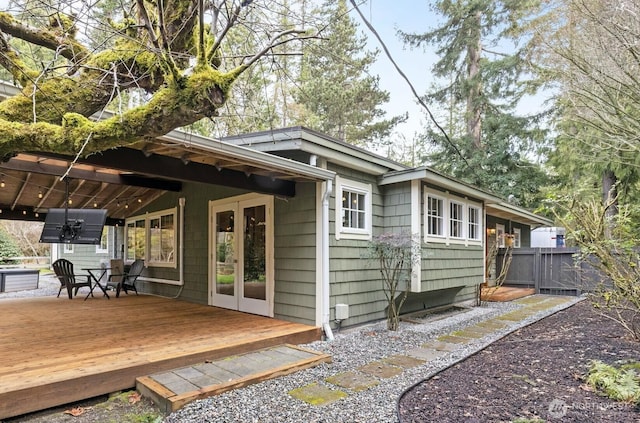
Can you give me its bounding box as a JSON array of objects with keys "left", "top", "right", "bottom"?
[
  {"left": 466, "top": 9, "right": 483, "bottom": 149},
  {"left": 602, "top": 168, "right": 618, "bottom": 239}
]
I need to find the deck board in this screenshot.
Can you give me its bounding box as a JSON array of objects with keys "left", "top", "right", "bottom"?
[
  {"left": 481, "top": 286, "right": 536, "bottom": 302},
  {"left": 0, "top": 295, "right": 321, "bottom": 419}
]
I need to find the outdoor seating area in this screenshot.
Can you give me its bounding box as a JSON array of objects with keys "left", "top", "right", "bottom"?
[
  {"left": 0, "top": 295, "right": 321, "bottom": 419},
  {"left": 50, "top": 258, "right": 146, "bottom": 300}
]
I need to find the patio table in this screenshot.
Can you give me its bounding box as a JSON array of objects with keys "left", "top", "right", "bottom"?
[{"left": 82, "top": 268, "right": 111, "bottom": 300}]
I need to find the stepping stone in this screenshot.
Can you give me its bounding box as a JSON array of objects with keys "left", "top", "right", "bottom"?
[
  {"left": 437, "top": 334, "right": 473, "bottom": 344},
  {"left": 421, "top": 340, "right": 458, "bottom": 352},
  {"left": 383, "top": 354, "right": 426, "bottom": 369},
  {"left": 463, "top": 325, "right": 495, "bottom": 335},
  {"left": 475, "top": 320, "right": 507, "bottom": 330},
  {"left": 326, "top": 371, "right": 379, "bottom": 392},
  {"left": 406, "top": 348, "right": 447, "bottom": 361},
  {"left": 513, "top": 296, "right": 547, "bottom": 305},
  {"left": 496, "top": 311, "right": 529, "bottom": 321},
  {"left": 289, "top": 383, "right": 348, "bottom": 405},
  {"left": 526, "top": 304, "right": 556, "bottom": 311},
  {"left": 451, "top": 329, "right": 486, "bottom": 339},
  {"left": 543, "top": 298, "right": 573, "bottom": 306},
  {"left": 357, "top": 361, "right": 404, "bottom": 378}
]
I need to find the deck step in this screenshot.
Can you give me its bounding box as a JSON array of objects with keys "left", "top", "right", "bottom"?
[
  {"left": 136, "top": 344, "right": 331, "bottom": 413},
  {"left": 481, "top": 286, "right": 536, "bottom": 302}
]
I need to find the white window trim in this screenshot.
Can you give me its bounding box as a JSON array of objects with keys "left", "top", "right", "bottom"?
[
  {"left": 424, "top": 188, "right": 483, "bottom": 246},
  {"left": 125, "top": 207, "right": 177, "bottom": 268},
  {"left": 426, "top": 193, "right": 446, "bottom": 239},
  {"left": 335, "top": 176, "right": 372, "bottom": 241},
  {"left": 468, "top": 205, "right": 482, "bottom": 241},
  {"left": 513, "top": 227, "right": 521, "bottom": 248},
  {"left": 449, "top": 200, "right": 465, "bottom": 240}
]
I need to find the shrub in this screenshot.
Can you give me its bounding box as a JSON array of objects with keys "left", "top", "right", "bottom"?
[
  {"left": 586, "top": 360, "right": 640, "bottom": 404},
  {"left": 558, "top": 196, "right": 640, "bottom": 341},
  {"left": 0, "top": 227, "right": 21, "bottom": 264},
  {"left": 367, "top": 232, "right": 419, "bottom": 331}
]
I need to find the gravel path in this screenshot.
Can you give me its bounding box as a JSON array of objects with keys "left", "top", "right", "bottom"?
[
  {"left": 164, "top": 297, "right": 582, "bottom": 423},
  {"left": 2, "top": 281, "right": 582, "bottom": 423}
]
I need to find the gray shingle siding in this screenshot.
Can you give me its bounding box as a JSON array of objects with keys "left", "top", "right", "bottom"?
[
  {"left": 274, "top": 182, "right": 317, "bottom": 324},
  {"left": 327, "top": 164, "right": 388, "bottom": 326}
]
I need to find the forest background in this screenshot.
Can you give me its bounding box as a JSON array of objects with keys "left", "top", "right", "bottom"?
[{"left": 0, "top": 0, "right": 636, "bottom": 259}]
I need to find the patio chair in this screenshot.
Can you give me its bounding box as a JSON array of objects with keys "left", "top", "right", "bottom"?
[
  {"left": 106, "top": 259, "right": 124, "bottom": 292},
  {"left": 107, "top": 259, "right": 144, "bottom": 297},
  {"left": 52, "top": 258, "right": 93, "bottom": 299}
]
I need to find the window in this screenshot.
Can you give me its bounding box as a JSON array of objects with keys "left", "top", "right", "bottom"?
[
  {"left": 96, "top": 228, "right": 108, "bottom": 253},
  {"left": 512, "top": 228, "right": 521, "bottom": 248},
  {"left": 335, "top": 177, "right": 372, "bottom": 240},
  {"left": 126, "top": 218, "right": 146, "bottom": 260},
  {"left": 424, "top": 189, "right": 483, "bottom": 245},
  {"left": 343, "top": 190, "right": 366, "bottom": 230},
  {"left": 427, "top": 195, "right": 444, "bottom": 237},
  {"left": 449, "top": 201, "right": 464, "bottom": 239},
  {"left": 468, "top": 206, "right": 481, "bottom": 241},
  {"left": 125, "top": 208, "right": 177, "bottom": 267},
  {"left": 150, "top": 214, "right": 174, "bottom": 262}
]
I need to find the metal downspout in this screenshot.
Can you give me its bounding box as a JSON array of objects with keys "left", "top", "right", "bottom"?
[{"left": 322, "top": 180, "right": 334, "bottom": 340}]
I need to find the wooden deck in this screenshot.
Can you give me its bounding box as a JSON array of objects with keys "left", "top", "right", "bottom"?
[
  {"left": 481, "top": 286, "right": 536, "bottom": 302},
  {"left": 0, "top": 295, "right": 321, "bottom": 419}
]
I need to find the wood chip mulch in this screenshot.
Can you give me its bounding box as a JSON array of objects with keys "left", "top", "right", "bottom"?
[{"left": 398, "top": 300, "right": 640, "bottom": 423}]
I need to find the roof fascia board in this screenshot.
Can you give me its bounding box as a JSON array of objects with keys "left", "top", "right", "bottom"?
[
  {"left": 223, "top": 127, "right": 406, "bottom": 174},
  {"left": 380, "top": 168, "right": 503, "bottom": 203},
  {"left": 486, "top": 203, "right": 553, "bottom": 227},
  {"left": 236, "top": 139, "right": 390, "bottom": 175},
  {"left": 158, "top": 130, "right": 335, "bottom": 182},
  {"left": 382, "top": 167, "right": 551, "bottom": 226}
]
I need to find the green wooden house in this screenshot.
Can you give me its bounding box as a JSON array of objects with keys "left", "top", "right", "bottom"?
[{"left": 51, "top": 126, "right": 551, "bottom": 336}]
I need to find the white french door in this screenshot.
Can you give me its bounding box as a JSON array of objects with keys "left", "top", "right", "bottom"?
[{"left": 209, "top": 194, "right": 274, "bottom": 317}]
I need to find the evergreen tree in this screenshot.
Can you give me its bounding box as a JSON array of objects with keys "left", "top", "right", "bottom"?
[
  {"left": 0, "top": 227, "right": 21, "bottom": 264},
  {"left": 295, "top": 0, "right": 404, "bottom": 147},
  {"left": 401, "top": 0, "right": 551, "bottom": 208},
  {"left": 541, "top": 0, "right": 640, "bottom": 213}
]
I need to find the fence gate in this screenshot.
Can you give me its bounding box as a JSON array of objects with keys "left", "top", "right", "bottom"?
[{"left": 496, "top": 247, "right": 599, "bottom": 296}]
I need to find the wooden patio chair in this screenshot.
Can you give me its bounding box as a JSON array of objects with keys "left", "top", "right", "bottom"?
[
  {"left": 107, "top": 259, "right": 144, "bottom": 297},
  {"left": 106, "top": 259, "right": 124, "bottom": 292},
  {"left": 52, "top": 258, "right": 93, "bottom": 299}
]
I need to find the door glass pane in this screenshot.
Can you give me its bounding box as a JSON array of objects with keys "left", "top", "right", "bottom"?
[
  {"left": 216, "top": 210, "right": 235, "bottom": 296},
  {"left": 243, "top": 205, "right": 266, "bottom": 300}
]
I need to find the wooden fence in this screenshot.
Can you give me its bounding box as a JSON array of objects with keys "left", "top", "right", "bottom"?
[{"left": 496, "top": 247, "right": 602, "bottom": 296}]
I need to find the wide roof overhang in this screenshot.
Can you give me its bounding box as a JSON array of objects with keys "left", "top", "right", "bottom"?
[{"left": 0, "top": 86, "right": 335, "bottom": 224}]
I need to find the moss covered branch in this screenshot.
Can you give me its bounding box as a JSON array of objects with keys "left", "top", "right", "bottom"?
[
  {"left": 0, "top": 12, "right": 89, "bottom": 66},
  {"left": 0, "top": 67, "right": 241, "bottom": 157},
  {"left": 0, "top": 1, "right": 311, "bottom": 159}
]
